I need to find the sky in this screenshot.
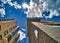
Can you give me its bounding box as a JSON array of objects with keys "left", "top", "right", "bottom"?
[{"left": 0, "top": 0, "right": 60, "bottom": 43}]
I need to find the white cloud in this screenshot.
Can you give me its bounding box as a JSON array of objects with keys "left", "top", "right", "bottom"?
[
  {"left": 42, "top": 1, "right": 48, "bottom": 11},
  {"left": 27, "top": 6, "right": 43, "bottom": 18},
  {"left": 0, "top": 0, "right": 22, "bottom": 17},
  {"left": 0, "top": 8, "right": 5, "bottom": 17},
  {"left": 26, "top": 0, "right": 46, "bottom": 18},
  {"left": 1, "top": 0, "right": 60, "bottom": 18},
  {"left": 1, "top": 0, "right": 21, "bottom": 9},
  {"left": 24, "top": 0, "right": 60, "bottom": 18},
  {"left": 1, "top": 0, "right": 11, "bottom": 4},
  {"left": 22, "top": 3, "right": 29, "bottom": 9},
  {"left": 45, "top": 10, "right": 59, "bottom": 19},
  {"left": 14, "top": 4, "right": 21, "bottom": 9},
  {"left": 8, "top": 2, "right": 14, "bottom": 6},
  {"left": 22, "top": 28, "right": 26, "bottom": 31},
  {"left": 30, "top": 0, "right": 35, "bottom": 6},
  {"left": 22, "top": 0, "right": 43, "bottom": 18},
  {"left": 8, "top": 1, "right": 21, "bottom": 9},
  {"left": 22, "top": 0, "right": 49, "bottom": 18},
  {"left": 54, "top": 10, "right": 59, "bottom": 16},
  {"left": 18, "top": 30, "right": 26, "bottom": 41},
  {"left": 41, "top": 0, "right": 60, "bottom": 19}
]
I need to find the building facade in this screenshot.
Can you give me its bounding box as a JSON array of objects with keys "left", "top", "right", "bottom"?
[
  {"left": 28, "top": 20, "right": 60, "bottom": 43},
  {"left": 27, "top": 18, "right": 40, "bottom": 43},
  {"left": 0, "top": 19, "right": 20, "bottom": 43}
]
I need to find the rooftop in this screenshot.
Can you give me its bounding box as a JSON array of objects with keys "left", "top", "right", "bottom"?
[
  {"left": 0, "top": 19, "right": 15, "bottom": 21},
  {"left": 0, "top": 19, "right": 16, "bottom": 24}
]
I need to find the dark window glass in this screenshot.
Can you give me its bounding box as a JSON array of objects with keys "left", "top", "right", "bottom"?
[
  {"left": 4, "top": 30, "right": 8, "bottom": 36},
  {"left": 11, "top": 28, "right": 12, "bottom": 31},
  {"left": 13, "top": 26, "right": 15, "bottom": 30},
  {"left": 13, "top": 25, "right": 17, "bottom": 29},
  {"left": 15, "top": 25, "right": 17, "bottom": 27},
  {"left": 0, "top": 25, "right": 1, "bottom": 30},
  {"left": 12, "top": 32, "right": 15, "bottom": 37},
  {"left": 7, "top": 35, "right": 12, "bottom": 42},
  {"left": 0, "top": 35, "right": 2, "bottom": 40}
]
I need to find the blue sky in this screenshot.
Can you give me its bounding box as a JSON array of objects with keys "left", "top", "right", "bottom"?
[{"left": 0, "top": 0, "right": 60, "bottom": 43}]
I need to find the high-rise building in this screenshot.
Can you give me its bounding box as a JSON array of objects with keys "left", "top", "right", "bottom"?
[
  {"left": 0, "top": 19, "right": 20, "bottom": 43},
  {"left": 27, "top": 18, "right": 40, "bottom": 43},
  {"left": 28, "top": 20, "right": 60, "bottom": 43}
]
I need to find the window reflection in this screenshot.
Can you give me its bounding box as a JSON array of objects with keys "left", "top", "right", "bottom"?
[
  {"left": 33, "top": 27, "right": 38, "bottom": 38},
  {"left": 7, "top": 35, "right": 12, "bottom": 42},
  {"left": 4, "top": 30, "right": 8, "bottom": 36}
]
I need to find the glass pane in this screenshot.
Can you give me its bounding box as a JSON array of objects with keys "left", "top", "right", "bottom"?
[
  {"left": 7, "top": 35, "right": 12, "bottom": 42},
  {"left": 4, "top": 30, "right": 8, "bottom": 36},
  {"left": 0, "top": 35, "right": 2, "bottom": 40},
  {"left": 33, "top": 27, "right": 38, "bottom": 38},
  {"left": 12, "top": 32, "right": 15, "bottom": 37},
  {"left": 0, "top": 25, "right": 1, "bottom": 30}
]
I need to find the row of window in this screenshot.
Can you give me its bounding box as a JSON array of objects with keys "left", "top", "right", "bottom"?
[
  {"left": 14, "top": 34, "right": 20, "bottom": 43},
  {"left": 12, "top": 27, "right": 19, "bottom": 37},
  {"left": 7, "top": 28, "right": 19, "bottom": 43},
  {"left": 0, "top": 25, "right": 17, "bottom": 31},
  {"left": 4, "top": 25, "right": 17, "bottom": 36},
  {"left": 7, "top": 35, "right": 12, "bottom": 42},
  {"left": 0, "top": 25, "right": 17, "bottom": 40}
]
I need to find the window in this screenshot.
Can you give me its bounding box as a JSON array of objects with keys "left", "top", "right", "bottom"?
[
  {"left": 9, "top": 28, "right": 12, "bottom": 32},
  {"left": 0, "top": 35, "right": 2, "bottom": 40},
  {"left": 33, "top": 27, "right": 38, "bottom": 38},
  {"left": 11, "top": 28, "right": 13, "bottom": 31},
  {"left": 12, "top": 32, "right": 15, "bottom": 37},
  {"left": 7, "top": 35, "right": 12, "bottom": 42},
  {"left": 13, "top": 25, "right": 17, "bottom": 29},
  {"left": 0, "top": 25, "right": 1, "bottom": 30},
  {"left": 4, "top": 30, "right": 8, "bottom": 36}
]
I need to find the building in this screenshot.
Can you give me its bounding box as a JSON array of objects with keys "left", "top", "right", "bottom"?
[
  {"left": 0, "top": 19, "right": 20, "bottom": 43},
  {"left": 28, "top": 20, "right": 60, "bottom": 43},
  {"left": 27, "top": 18, "right": 40, "bottom": 43}
]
